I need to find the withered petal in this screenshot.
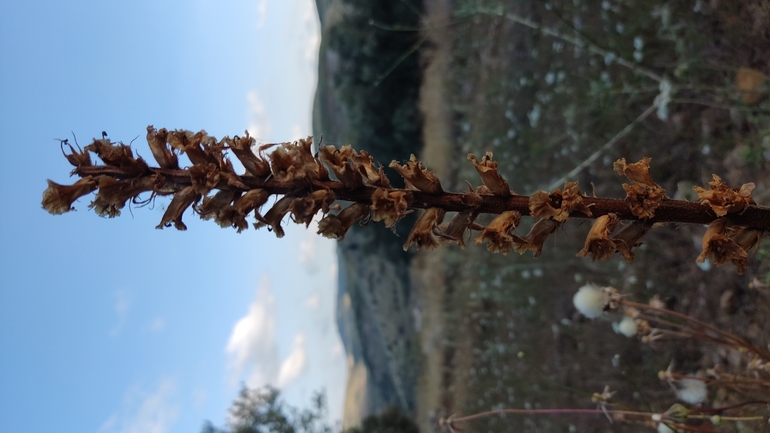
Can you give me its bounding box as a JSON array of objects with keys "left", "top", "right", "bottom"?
[
  {"left": 577, "top": 213, "right": 619, "bottom": 261},
  {"left": 403, "top": 208, "right": 446, "bottom": 251},
  {"left": 693, "top": 174, "right": 756, "bottom": 217},
  {"left": 289, "top": 189, "right": 336, "bottom": 227},
  {"left": 370, "top": 188, "right": 412, "bottom": 228},
  {"left": 435, "top": 210, "right": 479, "bottom": 248},
  {"left": 146, "top": 125, "right": 178, "bottom": 169},
  {"left": 256, "top": 195, "right": 294, "bottom": 238},
  {"left": 156, "top": 186, "right": 201, "bottom": 231},
  {"left": 697, "top": 218, "right": 748, "bottom": 274},
  {"left": 389, "top": 154, "right": 443, "bottom": 194},
  {"left": 317, "top": 203, "right": 370, "bottom": 240},
  {"left": 42, "top": 177, "right": 98, "bottom": 215},
  {"left": 473, "top": 211, "right": 522, "bottom": 254},
  {"left": 351, "top": 151, "right": 391, "bottom": 188},
  {"left": 467, "top": 152, "right": 512, "bottom": 197},
  {"left": 319, "top": 145, "right": 363, "bottom": 188},
  {"left": 611, "top": 220, "right": 652, "bottom": 263},
  {"left": 512, "top": 218, "right": 562, "bottom": 258}
]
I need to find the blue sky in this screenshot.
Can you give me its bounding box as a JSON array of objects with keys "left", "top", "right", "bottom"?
[{"left": 0, "top": 1, "right": 346, "bottom": 432}]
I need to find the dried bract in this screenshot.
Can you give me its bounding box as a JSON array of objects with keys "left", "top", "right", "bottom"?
[
  {"left": 435, "top": 210, "right": 479, "bottom": 248},
  {"left": 512, "top": 218, "right": 561, "bottom": 258},
  {"left": 156, "top": 186, "right": 201, "bottom": 231},
  {"left": 693, "top": 174, "right": 755, "bottom": 217},
  {"left": 389, "top": 154, "right": 443, "bottom": 194},
  {"left": 577, "top": 213, "right": 619, "bottom": 261},
  {"left": 60, "top": 140, "right": 91, "bottom": 168},
  {"left": 42, "top": 177, "right": 98, "bottom": 214},
  {"left": 614, "top": 158, "right": 666, "bottom": 219},
  {"left": 317, "top": 203, "right": 370, "bottom": 240},
  {"left": 85, "top": 138, "right": 149, "bottom": 176},
  {"left": 473, "top": 211, "right": 522, "bottom": 254},
  {"left": 90, "top": 175, "right": 158, "bottom": 218},
  {"left": 370, "top": 188, "right": 412, "bottom": 228},
  {"left": 146, "top": 126, "right": 178, "bottom": 169},
  {"left": 351, "top": 151, "right": 390, "bottom": 188},
  {"left": 529, "top": 181, "right": 591, "bottom": 222},
  {"left": 289, "top": 189, "right": 335, "bottom": 227},
  {"left": 268, "top": 137, "right": 327, "bottom": 183},
  {"left": 223, "top": 132, "right": 271, "bottom": 178},
  {"left": 697, "top": 218, "right": 748, "bottom": 274},
  {"left": 218, "top": 189, "right": 271, "bottom": 232},
  {"left": 612, "top": 220, "right": 652, "bottom": 263},
  {"left": 319, "top": 145, "right": 363, "bottom": 188},
  {"left": 403, "top": 208, "right": 446, "bottom": 251},
  {"left": 189, "top": 163, "right": 220, "bottom": 195},
  {"left": 467, "top": 152, "right": 512, "bottom": 197}
]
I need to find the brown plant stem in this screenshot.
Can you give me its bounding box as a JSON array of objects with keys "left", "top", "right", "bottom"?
[
  {"left": 74, "top": 165, "right": 770, "bottom": 230},
  {"left": 623, "top": 300, "right": 770, "bottom": 360}
]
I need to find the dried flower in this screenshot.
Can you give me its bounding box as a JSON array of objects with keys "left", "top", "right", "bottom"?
[
  {"left": 697, "top": 218, "right": 748, "bottom": 274},
  {"left": 317, "top": 203, "right": 370, "bottom": 240},
  {"left": 512, "top": 218, "right": 561, "bottom": 257},
  {"left": 403, "top": 208, "right": 446, "bottom": 251},
  {"left": 146, "top": 125, "right": 179, "bottom": 169},
  {"left": 189, "top": 163, "right": 221, "bottom": 195},
  {"left": 223, "top": 131, "right": 271, "bottom": 178},
  {"left": 434, "top": 210, "right": 480, "bottom": 248},
  {"left": 42, "top": 177, "right": 98, "bottom": 214},
  {"left": 467, "top": 152, "right": 512, "bottom": 197},
  {"left": 577, "top": 213, "right": 619, "bottom": 261},
  {"left": 156, "top": 186, "right": 201, "bottom": 230},
  {"left": 289, "top": 189, "right": 335, "bottom": 227},
  {"left": 319, "top": 145, "right": 363, "bottom": 188},
  {"left": 693, "top": 174, "right": 755, "bottom": 217},
  {"left": 611, "top": 220, "right": 652, "bottom": 263},
  {"left": 389, "top": 154, "right": 443, "bottom": 194},
  {"left": 472, "top": 211, "right": 522, "bottom": 254},
  {"left": 529, "top": 181, "right": 591, "bottom": 222},
  {"left": 614, "top": 157, "right": 666, "bottom": 219},
  {"left": 255, "top": 195, "right": 294, "bottom": 238},
  {"left": 217, "top": 189, "right": 270, "bottom": 232},
  {"left": 89, "top": 175, "right": 158, "bottom": 217},
  {"left": 351, "top": 150, "right": 390, "bottom": 188},
  {"left": 370, "top": 188, "right": 412, "bottom": 228}
]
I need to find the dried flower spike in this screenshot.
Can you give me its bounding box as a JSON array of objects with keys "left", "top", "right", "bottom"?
[
  {"left": 403, "top": 208, "right": 446, "bottom": 251},
  {"left": 389, "top": 154, "right": 443, "bottom": 194}
]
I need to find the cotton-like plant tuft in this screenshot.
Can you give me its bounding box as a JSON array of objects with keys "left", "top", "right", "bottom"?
[
  {"left": 573, "top": 284, "right": 607, "bottom": 318},
  {"left": 674, "top": 378, "right": 707, "bottom": 405},
  {"left": 613, "top": 316, "right": 638, "bottom": 337}
]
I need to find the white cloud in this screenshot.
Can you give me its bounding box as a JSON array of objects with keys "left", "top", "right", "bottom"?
[
  {"left": 148, "top": 317, "right": 166, "bottom": 332},
  {"left": 226, "top": 276, "right": 280, "bottom": 386},
  {"left": 299, "top": 0, "right": 321, "bottom": 62},
  {"left": 256, "top": 0, "right": 269, "bottom": 28},
  {"left": 99, "top": 379, "right": 179, "bottom": 433},
  {"left": 247, "top": 90, "right": 272, "bottom": 142},
  {"left": 109, "top": 290, "right": 132, "bottom": 336},
  {"left": 298, "top": 229, "right": 319, "bottom": 274},
  {"left": 277, "top": 332, "right": 308, "bottom": 388},
  {"left": 304, "top": 292, "right": 321, "bottom": 310}
]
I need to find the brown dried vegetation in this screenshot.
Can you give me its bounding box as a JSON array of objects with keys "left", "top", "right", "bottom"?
[{"left": 42, "top": 128, "right": 770, "bottom": 273}]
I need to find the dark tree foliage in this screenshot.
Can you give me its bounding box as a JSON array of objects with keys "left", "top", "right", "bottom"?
[
  {"left": 201, "top": 385, "right": 332, "bottom": 433},
  {"left": 327, "top": 0, "right": 425, "bottom": 167},
  {"left": 201, "top": 385, "right": 420, "bottom": 433}
]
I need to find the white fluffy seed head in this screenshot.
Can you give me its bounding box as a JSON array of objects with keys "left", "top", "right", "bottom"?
[
  {"left": 657, "top": 421, "right": 677, "bottom": 433},
  {"left": 573, "top": 284, "right": 607, "bottom": 318},
  {"left": 613, "top": 316, "right": 638, "bottom": 337},
  {"left": 675, "top": 378, "right": 708, "bottom": 404}
]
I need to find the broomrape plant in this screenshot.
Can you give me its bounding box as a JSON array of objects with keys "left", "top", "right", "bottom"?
[{"left": 42, "top": 128, "right": 770, "bottom": 431}]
